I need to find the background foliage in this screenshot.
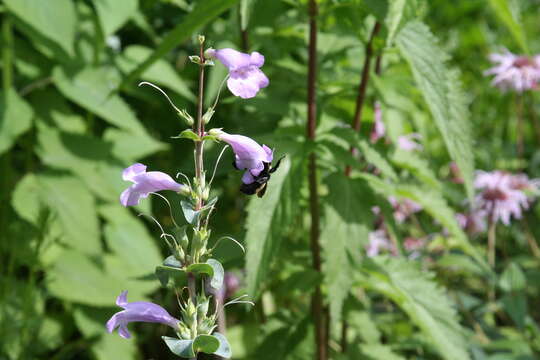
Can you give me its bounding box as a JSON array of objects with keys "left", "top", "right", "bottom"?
[{"left": 1, "top": 0, "right": 540, "bottom": 359}]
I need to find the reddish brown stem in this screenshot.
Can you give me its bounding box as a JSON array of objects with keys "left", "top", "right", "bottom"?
[
  {"left": 306, "top": 1, "right": 326, "bottom": 359},
  {"left": 345, "top": 22, "right": 381, "bottom": 176}
]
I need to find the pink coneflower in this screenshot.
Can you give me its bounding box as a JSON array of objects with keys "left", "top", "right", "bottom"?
[
  {"left": 474, "top": 171, "right": 538, "bottom": 225},
  {"left": 484, "top": 50, "right": 540, "bottom": 92}
]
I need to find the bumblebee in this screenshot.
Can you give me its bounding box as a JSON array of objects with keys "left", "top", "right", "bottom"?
[{"left": 234, "top": 156, "right": 284, "bottom": 198}]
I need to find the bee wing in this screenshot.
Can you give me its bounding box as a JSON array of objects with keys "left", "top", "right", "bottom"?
[{"left": 256, "top": 182, "right": 268, "bottom": 198}]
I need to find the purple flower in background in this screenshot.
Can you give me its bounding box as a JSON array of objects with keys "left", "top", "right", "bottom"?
[
  {"left": 474, "top": 170, "right": 538, "bottom": 225},
  {"left": 484, "top": 50, "right": 540, "bottom": 92},
  {"left": 120, "top": 163, "right": 189, "bottom": 207},
  {"left": 404, "top": 237, "right": 426, "bottom": 259},
  {"left": 106, "top": 291, "right": 180, "bottom": 339},
  {"left": 370, "top": 101, "right": 386, "bottom": 143},
  {"left": 206, "top": 48, "right": 269, "bottom": 99},
  {"left": 208, "top": 272, "right": 241, "bottom": 303},
  {"left": 212, "top": 130, "right": 273, "bottom": 184},
  {"left": 366, "top": 229, "right": 395, "bottom": 257},
  {"left": 456, "top": 211, "right": 487, "bottom": 235},
  {"left": 388, "top": 196, "right": 423, "bottom": 223},
  {"left": 397, "top": 133, "right": 423, "bottom": 151}
]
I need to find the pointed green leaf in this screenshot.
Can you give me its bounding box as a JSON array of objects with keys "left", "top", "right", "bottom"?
[
  {"left": 358, "top": 257, "right": 471, "bottom": 360},
  {"left": 321, "top": 173, "right": 374, "bottom": 327},
  {"left": 396, "top": 21, "right": 474, "bottom": 202},
  {"left": 95, "top": 0, "right": 138, "bottom": 36},
  {"left": 245, "top": 157, "right": 291, "bottom": 297},
  {"left": 488, "top": 0, "right": 528, "bottom": 53},
  {"left": 4, "top": 0, "right": 76, "bottom": 56}
]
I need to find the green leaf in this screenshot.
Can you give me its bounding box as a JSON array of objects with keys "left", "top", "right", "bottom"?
[
  {"left": 391, "top": 150, "right": 442, "bottom": 191},
  {"left": 488, "top": 0, "right": 528, "bottom": 53},
  {"left": 358, "top": 257, "right": 471, "bottom": 360},
  {"left": 213, "top": 332, "right": 232, "bottom": 358},
  {"left": 47, "top": 250, "right": 126, "bottom": 306},
  {"left": 240, "top": 0, "right": 256, "bottom": 30},
  {"left": 245, "top": 157, "right": 291, "bottom": 297},
  {"left": 99, "top": 204, "right": 163, "bottom": 277},
  {"left": 163, "top": 255, "right": 183, "bottom": 268},
  {"left": 162, "top": 336, "right": 195, "bottom": 358},
  {"left": 360, "top": 343, "right": 406, "bottom": 360},
  {"left": 38, "top": 175, "right": 101, "bottom": 255},
  {"left": 501, "top": 293, "right": 527, "bottom": 329},
  {"left": 74, "top": 307, "right": 137, "bottom": 360},
  {"left": 119, "top": 0, "right": 239, "bottom": 90},
  {"left": 499, "top": 263, "right": 526, "bottom": 292},
  {"left": 0, "top": 89, "right": 33, "bottom": 155},
  {"left": 321, "top": 174, "right": 374, "bottom": 327},
  {"left": 396, "top": 21, "right": 474, "bottom": 202},
  {"left": 4, "top": 0, "right": 76, "bottom": 56},
  {"left": 181, "top": 200, "right": 199, "bottom": 225},
  {"left": 385, "top": 0, "right": 407, "bottom": 46},
  {"left": 193, "top": 334, "right": 220, "bottom": 354},
  {"left": 117, "top": 45, "right": 195, "bottom": 101},
  {"left": 52, "top": 66, "right": 146, "bottom": 134},
  {"left": 95, "top": 0, "right": 138, "bottom": 36},
  {"left": 187, "top": 263, "right": 213, "bottom": 276},
  {"left": 207, "top": 259, "right": 224, "bottom": 290},
  {"left": 155, "top": 265, "right": 187, "bottom": 287},
  {"left": 360, "top": 174, "right": 490, "bottom": 273},
  {"left": 103, "top": 128, "right": 166, "bottom": 161},
  {"left": 173, "top": 129, "right": 201, "bottom": 141}
]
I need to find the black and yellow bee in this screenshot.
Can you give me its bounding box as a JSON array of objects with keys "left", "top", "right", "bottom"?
[{"left": 234, "top": 156, "right": 284, "bottom": 198}]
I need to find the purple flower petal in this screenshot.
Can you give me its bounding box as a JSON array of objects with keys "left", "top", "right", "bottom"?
[
  {"left": 209, "top": 48, "right": 269, "bottom": 98},
  {"left": 120, "top": 164, "right": 188, "bottom": 207},
  {"left": 106, "top": 291, "right": 180, "bottom": 339},
  {"left": 216, "top": 132, "right": 274, "bottom": 184}
]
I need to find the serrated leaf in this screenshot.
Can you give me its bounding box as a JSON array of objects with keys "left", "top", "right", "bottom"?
[
  {"left": 0, "top": 89, "right": 33, "bottom": 155},
  {"left": 321, "top": 173, "right": 374, "bottom": 327},
  {"left": 95, "top": 0, "right": 138, "bottom": 36},
  {"left": 385, "top": 0, "right": 407, "bottom": 46},
  {"left": 396, "top": 21, "right": 474, "bottom": 202},
  {"left": 360, "top": 174, "right": 489, "bottom": 273},
  {"left": 213, "top": 332, "right": 232, "bottom": 358},
  {"left": 391, "top": 150, "right": 441, "bottom": 190},
  {"left": 193, "top": 334, "right": 220, "bottom": 354},
  {"left": 358, "top": 257, "right": 471, "bottom": 360},
  {"left": 4, "top": 0, "right": 76, "bottom": 56},
  {"left": 162, "top": 336, "right": 195, "bottom": 358},
  {"left": 488, "top": 0, "right": 528, "bottom": 53},
  {"left": 245, "top": 157, "right": 291, "bottom": 297},
  {"left": 119, "top": 0, "right": 239, "bottom": 90}
]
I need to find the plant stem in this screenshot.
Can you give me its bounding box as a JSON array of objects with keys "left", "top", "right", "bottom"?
[
  {"left": 237, "top": 6, "right": 249, "bottom": 52},
  {"left": 522, "top": 217, "right": 540, "bottom": 258},
  {"left": 527, "top": 93, "right": 540, "bottom": 144},
  {"left": 516, "top": 94, "right": 524, "bottom": 156},
  {"left": 487, "top": 216, "right": 496, "bottom": 268},
  {"left": 306, "top": 1, "right": 326, "bottom": 359},
  {"left": 345, "top": 21, "right": 381, "bottom": 176}
]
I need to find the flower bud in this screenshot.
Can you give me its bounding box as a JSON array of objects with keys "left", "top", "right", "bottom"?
[
  {"left": 197, "top": 296, "right": 210, "bottom": 319},
  {"left": 178, "top": 322, "right": 191, "bottom": 340},
  {"left": 202, "top": 108, "right": 215, "bottom": 124},
  {"left": 182, "top": 299, "right": 197, "bottom": 328},
  {"left": 178, "top": 109, "right": 194, "bottom": 126},
  {"left": 204, "top": 48, "right": 215, "bottom": 59},
  {"left": 198, "top": 34, "right": 205, "bottom": 45}
]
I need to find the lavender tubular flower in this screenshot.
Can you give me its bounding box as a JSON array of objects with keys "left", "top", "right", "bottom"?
[
  {"left": 211, "top": 130, "right": 273, "bottom": 183},
  {"left": 370, "top": 101, "right": 385, "bottom": 143},
  {"left": 206, "top": 48, "right": 269, "bottom": 99},
  {"left": 484, "top": 50, "right": 540, "bottom": 92},
  {"left": 106, "top": 291, "right": 180, "bottom": 339},
  {"left": 120, "top": 163, "right": 189, "bottom": 207}
]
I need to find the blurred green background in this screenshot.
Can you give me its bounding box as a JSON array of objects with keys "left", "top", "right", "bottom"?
[{"left": 1, "top": 0, "right": 540, "bottom": 359}]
